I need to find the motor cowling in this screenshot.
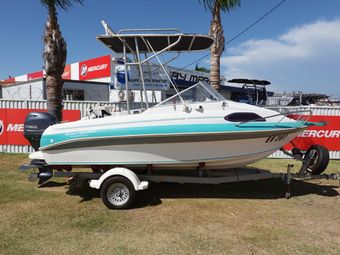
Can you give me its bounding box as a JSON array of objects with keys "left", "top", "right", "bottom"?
[{"left": 23, "top": 112, "right": 57, "bottom": 151}]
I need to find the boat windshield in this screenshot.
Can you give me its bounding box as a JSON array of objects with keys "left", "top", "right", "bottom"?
[{"left": 154, "top": 82, "right": 225, "bottom": 107}]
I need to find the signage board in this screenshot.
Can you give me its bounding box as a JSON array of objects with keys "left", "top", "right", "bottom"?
[
  {"left": 0, "top": 109, "right": 80, "bottom": 145},
  {"left": 62, "top": 64, "right": 71, "bottom": 80},
  {"left": 170, "top": 67, "right": 210, "bottom": 87},
  {"left": 284, "top": 115, "right": 340, "bottom": 151},
  {"left": 113, "top": 61, "right": 215, "bottom": 91},
  {"left": 79, "top": 55, "right": 111, "bottom": 81},
  {"left": 113, "top": 61, "right": 169, "bottom": 91},
  {"left": 27, "top": 71, "right": 44, "bottom": 80},
  {"left": 1, "top": 77, "right": 15, "bottom": 85}
]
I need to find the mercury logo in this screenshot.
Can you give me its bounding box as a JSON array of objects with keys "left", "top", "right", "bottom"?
[
  {"left": 80, "top": 64, "right": 88, "bottom": 77},
  {"left": 299, "top": 129, "right": 340, "bottom": 138},
  {"left": 0, "top": 120, "right": 4, "bottom": 135}
]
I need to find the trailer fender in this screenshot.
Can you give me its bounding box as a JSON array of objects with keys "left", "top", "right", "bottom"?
[{"left": 89, "top": 167, "right": 149, "bottom": 191}]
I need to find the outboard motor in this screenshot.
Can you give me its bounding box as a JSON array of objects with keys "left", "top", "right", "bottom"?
[{"left": 23, "top": 112, "right": 57, "bottom": 151}]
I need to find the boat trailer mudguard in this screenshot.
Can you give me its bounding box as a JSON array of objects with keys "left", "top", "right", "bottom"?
[{"left": 89, "top": 167, "right": 149, "bottom": 191}]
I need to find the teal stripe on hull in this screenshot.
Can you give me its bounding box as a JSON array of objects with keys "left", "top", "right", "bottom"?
[
  {"left": 46, "top": 147, "right": 280, "bottom": 165},
  {"left": 40, "top": 122, "right": 305, "bottom": 148}
]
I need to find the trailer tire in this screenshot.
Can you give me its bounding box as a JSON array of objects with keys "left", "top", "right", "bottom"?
[
  {"left": 305, "top": 145, "right": 329, "bottom": 174},
  {"left": 101, "top": 176, "right": 136, "bottom": 209}
]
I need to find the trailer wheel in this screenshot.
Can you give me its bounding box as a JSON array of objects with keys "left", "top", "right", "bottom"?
[
  {"left": 101, "top": 176, "right": 136, "bottom": 209},
  {"left": 305, "top": 145, "right": 329, "bottom": 174}
]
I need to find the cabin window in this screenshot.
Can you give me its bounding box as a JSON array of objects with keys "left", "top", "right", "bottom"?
[{"left": 224, "top": 112, "right": 266, "bottom": 122}]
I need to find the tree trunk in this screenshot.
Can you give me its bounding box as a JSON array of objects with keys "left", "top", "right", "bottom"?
[
  {"left": 43, "top": 3, "right": 67, "bottom": 122},
  {"left": 209, "top": 2, "right": 225, "bottom": 91},
  {"left": 46, "top": 75, "right": 63, "bottom": 121}
]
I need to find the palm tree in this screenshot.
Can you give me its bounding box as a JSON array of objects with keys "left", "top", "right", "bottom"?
[
  {"left": 199, "top": 0, "right": 240, "bottom": 91},
  {"left": 41, "top": 0, "right": 83, "bottom": 122}
]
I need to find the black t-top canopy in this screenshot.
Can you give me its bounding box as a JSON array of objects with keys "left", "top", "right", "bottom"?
[{"left": 96, "top": 33, "right": 214, "bottom": 53}]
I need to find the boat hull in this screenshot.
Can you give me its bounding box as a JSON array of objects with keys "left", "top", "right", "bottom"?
[{"left": 41, "top": 128, "right": 303, "bottom": 170}]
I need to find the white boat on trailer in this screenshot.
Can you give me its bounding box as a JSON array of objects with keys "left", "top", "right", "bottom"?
[
  {"left": 30, "top": 82, "right": 307, "bottom": 170},
  {"left": 20, "top": 23, "right": 336, "bottom": 209}
]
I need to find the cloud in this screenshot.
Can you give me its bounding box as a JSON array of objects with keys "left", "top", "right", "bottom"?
[{"left": 221, "top": 18, "right": 340, "bottom": 97}]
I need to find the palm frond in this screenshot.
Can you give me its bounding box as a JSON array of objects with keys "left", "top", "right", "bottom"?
[
  {"left": 199, "top": 0, "right": 240, "bottom": 12},
  {"left": 41, "top": 0, "right": 83, "bottom": 11},
  {"left": 199, "top": 0, "right": 213, "bottom": 11},
  {"left": 220, "top": 0, "right": 240, "bottom": 12}
]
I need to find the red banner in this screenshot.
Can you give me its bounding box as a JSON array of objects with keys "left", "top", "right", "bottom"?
[
  {"left": 27, "top": 71, "right": 44, "bottom": 80},
  {"left": 79, "top": 55, "right": 111, "bottom": 80},
  {"left": 62, "top": 64, "right": 71, "bottom": 80},
  {"left": 0, "top": 109, "right": 81, "bottom": 145},
  {"left": 1, "top": 77, "right": 15, "bottom": 86},
  {"left": 285, "top": 115, "right": 340, "bottom": 151}
]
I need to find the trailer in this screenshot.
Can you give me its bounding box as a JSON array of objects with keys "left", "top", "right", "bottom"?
[{"left": 19, "top": 148, "right": 340, "bottom": 209}]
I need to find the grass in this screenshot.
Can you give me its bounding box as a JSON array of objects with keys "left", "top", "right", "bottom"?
[{"left": 0, "top": 153, "right": 339, "bottom": 255}]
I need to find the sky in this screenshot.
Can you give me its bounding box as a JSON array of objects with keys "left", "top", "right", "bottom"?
[{"left": 0, "top": 0, "right": 340, "bottom": 97}]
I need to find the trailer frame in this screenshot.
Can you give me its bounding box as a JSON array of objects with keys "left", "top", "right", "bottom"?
[
  {"left": 19, "top": 144, "right": 340, "bottom": 209},
  {"left": 21, "top": 161, "right": 340, "bottom": 209}
]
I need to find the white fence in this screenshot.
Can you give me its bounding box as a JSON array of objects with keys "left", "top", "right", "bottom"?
[
  {"left": 0, "top": 99, "right": 145, "bottom": 117},
  {"left": 267, "top": 106, "right": 340, "bottom": 117},
  {"left": 1, "top": 101, "right": 340, "bottom": 159}
]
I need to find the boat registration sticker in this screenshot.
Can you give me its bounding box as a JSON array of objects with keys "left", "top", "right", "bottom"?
[{"left": 265, "top": 134, "right": 288, "bottom": 143}]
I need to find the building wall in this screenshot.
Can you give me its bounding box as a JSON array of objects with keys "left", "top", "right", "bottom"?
[
  {"left": 2, "top": 80, "right": 44, "bottom": 100},
  {"left": 63, "top": 80, "right": 109, "bottom": 101},
  {"left": 1, "top": 78, "right": 163, "bottom": 103},
  {"left": 2, "top": 79, "right": 110, "bottom": 101}
]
